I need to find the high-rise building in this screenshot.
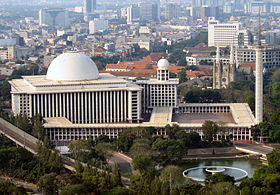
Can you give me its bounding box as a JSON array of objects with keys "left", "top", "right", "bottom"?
[
  {"left": 89, "top": 19, "right": 108, "bottom": 34},
  {"left": 39, "top": 8, "right": 69, "bottom": 27},
  {"left": 127, "top": 5, "right": 140, "bottom": 24},
  {"left": 208, "top": 17, "right": 241, "bottom": 47},
  {"left": 139, "top": 2, "right": 159, "bottom": 22},
  {"left": 84, "top": 0, "right": 96, "bottom": 14},
  {"left": 0, "top": 46, "right": 15, "bottom": 61},
  {"left": 236, "top": 45, "right": 280, "bottom": 71},
  {"left": 165, "top": 3, "right": 179, "bottom": 20}
]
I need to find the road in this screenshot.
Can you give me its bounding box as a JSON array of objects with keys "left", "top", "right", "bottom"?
[
  {"left": 234, "top": 142, "right": 273, "bottom": 155},
  {"left": 109, "top": 154, "right": 132, "bottom": 174}
]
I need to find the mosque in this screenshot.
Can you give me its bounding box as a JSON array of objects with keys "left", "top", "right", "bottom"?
[{"left": 9, "top": 53, "right": 257, "bottom": 142}]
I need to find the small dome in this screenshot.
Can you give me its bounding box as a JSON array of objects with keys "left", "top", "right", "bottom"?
[
  {"left": 46, "top": 53, "right": 99, "bottom": 81},
  {"left": 157, "top": 59, "right": 169, "bottom": 70}
]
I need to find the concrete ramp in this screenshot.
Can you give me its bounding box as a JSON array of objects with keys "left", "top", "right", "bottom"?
[{"left": 149, "top": 107, "right": 173, "bottom": 124}]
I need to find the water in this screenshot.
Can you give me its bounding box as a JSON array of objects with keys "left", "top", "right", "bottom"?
[{"left": 180, "top": 158, "right": 262, "bottom": 179}]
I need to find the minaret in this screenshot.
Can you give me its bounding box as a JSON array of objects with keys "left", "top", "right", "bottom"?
[
  {"left": 216, "top": 44, "right": 222, "bottom": 89},
  {"left": 255, "top": 12, "right": 263, "bottom": 124},
  {"left": 229, "top": 45, "right": 235, "bottom": 83}
]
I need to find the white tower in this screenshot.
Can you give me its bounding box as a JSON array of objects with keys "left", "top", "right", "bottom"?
[
  {"left": 255, "top": 13, "right": 263, "bottom": 124},
  {"left": 157, "top": 59, "right": 169, "bottom": 81}
]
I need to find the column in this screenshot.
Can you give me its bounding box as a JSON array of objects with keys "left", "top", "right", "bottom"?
[
  {"left": 113, "top": 91, "right": 116, "bottom": 122},
  {"left": 48, "top": 94, "right": 51, "bottom": 117},
  {"left": 89, "top": 92, "right": 92, "bottom": 123},
  {"left": 106, "top": 91, "right": 109, "bottom": 123},
  {"left": 81, "top": 92, "right": 84, "bottom": 123},
  {"left": 74, "top": 93, "right": 77, "bottom": 123},
  {"left": 99, "top": 92, "right": 102, "bottom": 123},
  {"left": 117, "top": 91, "right": 120, "bottom": 122},
  {"left": 124, "top": 91, "right": 127, "bottom": 122},
  {"left": 128, "top": 91, "right": 132, "bottom": 122},
  {"left": 110, "top": 91, "right": 113, "bottom": 123},
  {"left": 121, "top": 91, "right": 123, "bottom": 122},
  {"left": 102, "top": 92, "right": 105, "bottom": 123},
  {"left": 68, "top": 93, "right": 71, "bottom": 121},
  {"left": 95, "top": 92, "right": 99, "bottom": 123},
  {"left": 85, "top": 92, "right": 88, "bottom": 123}
]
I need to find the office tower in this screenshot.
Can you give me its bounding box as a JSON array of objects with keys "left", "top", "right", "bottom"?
[
  {"left": 89, "top": 19, "right": 109, "bottom": 34},
  {"left": 84, "top": 0, "right": 96, "bottom": 14},
  {"left": 39, "top": 8, "right": 69, "bottom": 27},
  {"left": 127, "top": 5, "right": 140, "bottom": 24},
  {"left": 208, "top": 17, "right": 241, "bottom": 47},
  {"left": 165, "top": 3, "right": 179, "bottom": 20},
  {"left": 139, "top": 2, "right": 159, "bottom": 22},
  {"left": 192, "top": 0, "right": 203, "bottom": 7}
]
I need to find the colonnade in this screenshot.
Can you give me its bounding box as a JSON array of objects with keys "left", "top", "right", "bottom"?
[
  {"left": 178, "top": 106, "right": 230, "bottom": 113},
  {"left": 46, "top": 126, "right": 251, "bottom": 142},
  {"left": 30, "top": 90, "right": 142, "bottom": 124}
]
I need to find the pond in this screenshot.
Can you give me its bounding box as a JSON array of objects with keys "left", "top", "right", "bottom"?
[{"left": 180, "top": 158, "right": 263, "bottom": 180}]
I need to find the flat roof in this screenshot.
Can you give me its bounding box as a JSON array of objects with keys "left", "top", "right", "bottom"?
[
  {"left": 21, "top": 73, "right": 126, "bottom": 87},
  {"left": 43, "top": 103, "right": 256, "bottom": 129},
  {"left": 10, "top": 73, "right": 142, "bottom": 93},
  {"left": 172, "top": 113, "right": 235, "bottom": 124}
]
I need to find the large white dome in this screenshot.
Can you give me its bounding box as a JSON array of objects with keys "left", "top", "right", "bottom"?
[
  {"left": 157, "top": 59, "right": 169, "bottom": 70},
  {"left": 46, "top": 53, "right": 99, "bottom": 81}
]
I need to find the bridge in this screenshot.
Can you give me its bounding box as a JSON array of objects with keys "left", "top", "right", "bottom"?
[
  {"left": 0, "top": 117, "right": 131, "bottom": 185},
  {"left": 234, "top": 142, "right": 274, "bottom": 161},
  {"left": 0, "top": 117, "right": 76, "bottom": 171}
]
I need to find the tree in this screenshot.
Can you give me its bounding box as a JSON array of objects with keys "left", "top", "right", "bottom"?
[
  {"left": 132, "top": 154, "right": 155, "bottom": 178},
  {"left": 185, "top": 131, "right": 201, "bottom": 147},
  {"left": 152, "top": 138, "right": 186, "bottom": 164},
  {"left": 204, "top": 173, "right": 234, "bottom": 185},
  {"left": 205, "top": 182, "right": 239, "bottom": 195},
  {"left": 178, "top": 69, "right": 187, "bottom": 83},
  {"left": 107, "top": 186, "right": 130, "bottom": 195},
  {"left": 272, "top": 67, "right": 280, "bottom": 82},
  {"left": 69, "top": 140, "right": 92, "bottom": 162},
  {"left": 0, "top": 181, "right": 27, "bottom": 195},
  {"left": 267, "top": 148, "right": 280, "bottom": 173},
  {"left": 171, "top": 183, "right": 202, "bottom": 195},
  {"left": 202, "top": 121, "right": 219, "bottom": 144},
  {"left": 165, "top": 124, "right": 182, "bottom": 139},
  {"left": 37, "top": 173, "right": 59, "bottom": 195},
  {"left": 74, "top": 160, "right": 84, "bottom": 173},
  {"left": 245, "top": 95, "right": 255, "bottom": 112},
  {"left": 117, "top": 127, "right": 152, "bottom": 152},
  {"left": 95, "top": 135, "right": 110, "bottom": 144},
  {"left": 263, "top": 174, "right": 280, "bottom": 193},
  {"left": 184, "top": 89, "right": 221, "bottom": 103},
  {"left": 160, "top": 165, "right": 184, "bottom": 187},
  {"left": 95, "top": 142, "right": 114, "bottom": 159},
  {"left": 111, "top": 166, "right": 122, "bottom": 187},
  {"left": 32, "top": 114, "right": 45, "bottom": 140},
  {"left": 271, "top": 82, "right": 280, "bottom": 106},
  {"left": 129, "top": 139, "right": 152, "bottom": 157},
  {"left": 60, "top": 184, "right": 88, "bottom": 195},
  {"left": 269, "top": 111, "right": 280, "bottom": 125}
]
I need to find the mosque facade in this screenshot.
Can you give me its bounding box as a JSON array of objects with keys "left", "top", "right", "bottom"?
[{"left": 10, "top": 53, "right": 256, "bottom": 142}]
